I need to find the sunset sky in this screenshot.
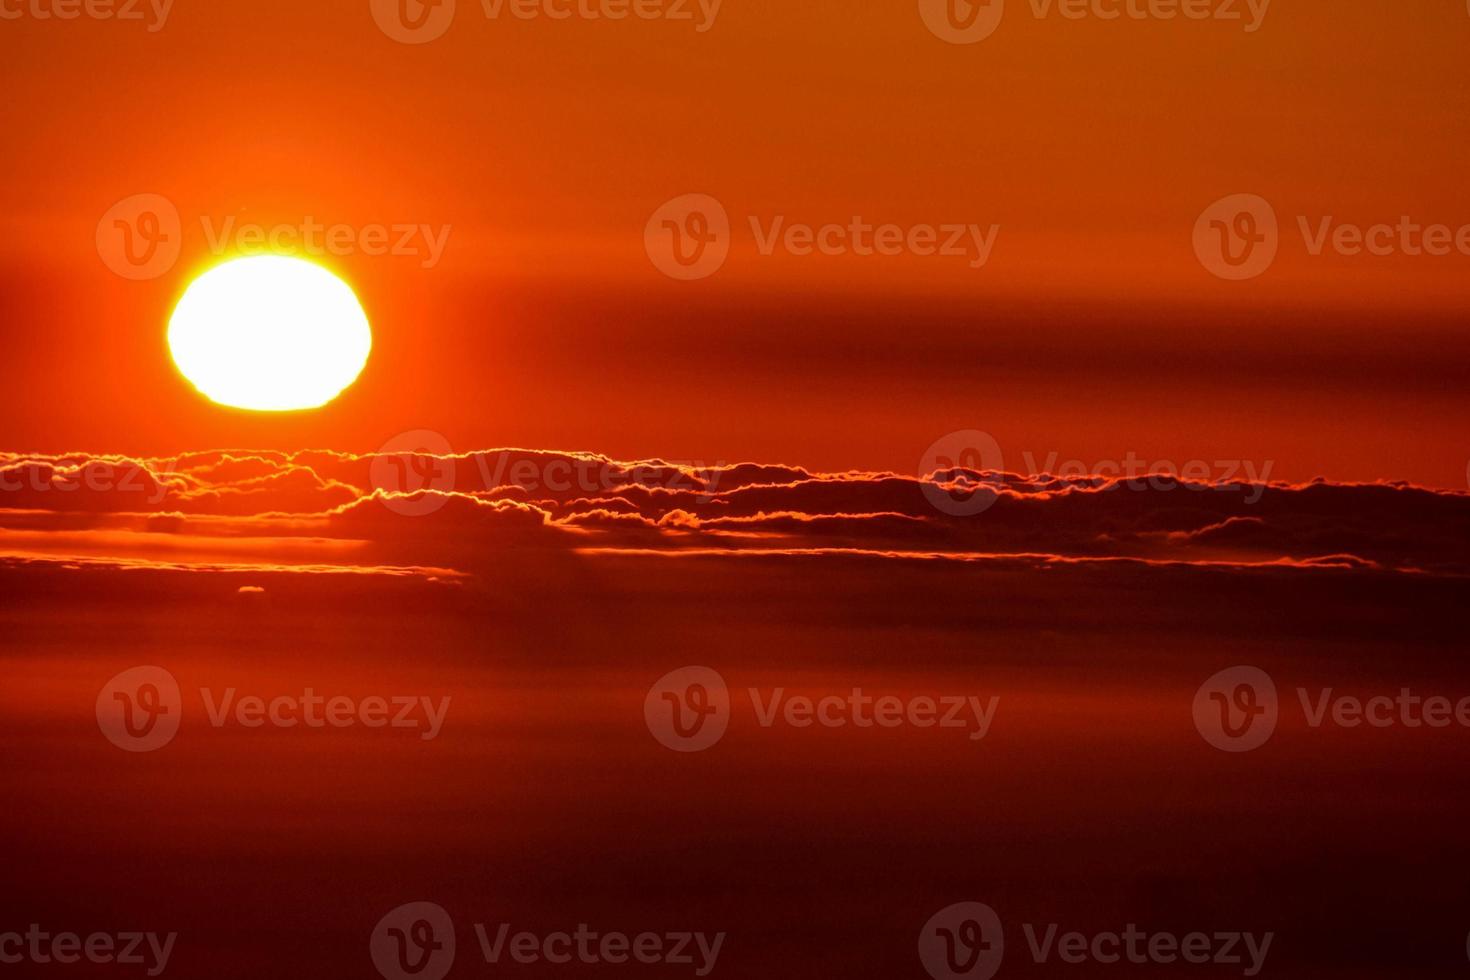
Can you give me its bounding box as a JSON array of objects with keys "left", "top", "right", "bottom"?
[
  {"left": 2, "top": 0, "right": 1468, "bottom": 485},
  {"left": 6, "top": 5, "right": 1470, "bottom": 979}
]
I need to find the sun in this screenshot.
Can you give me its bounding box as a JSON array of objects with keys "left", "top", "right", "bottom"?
[{"left": 168, "top": 256, "right": 372, "bottom": 412}]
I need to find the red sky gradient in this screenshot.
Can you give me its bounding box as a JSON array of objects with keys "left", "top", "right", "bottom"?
[
  {"left": 7, "top": 8, "right": 1470, "bottom": 979},
  {"left": 2, "top": 1, "right": 1469, "bottom": 485}
]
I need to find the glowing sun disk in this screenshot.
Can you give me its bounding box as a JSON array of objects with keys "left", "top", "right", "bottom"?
[{"left": 168, "top": 256, "right": 372, "bottom": 412}]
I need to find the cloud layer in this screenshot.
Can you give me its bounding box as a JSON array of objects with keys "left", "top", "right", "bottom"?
[{"left": 2, "top": 448, "right": 1467, "bottom": 582}]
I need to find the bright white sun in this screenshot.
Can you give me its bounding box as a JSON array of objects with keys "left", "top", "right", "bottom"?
[{"left": 168, "top": 256, "right": 372, "bottom": 411}]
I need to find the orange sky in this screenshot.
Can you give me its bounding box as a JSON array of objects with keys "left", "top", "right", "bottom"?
[{"left": 2, "top": 0, "right": 1468, "bottom": 485}]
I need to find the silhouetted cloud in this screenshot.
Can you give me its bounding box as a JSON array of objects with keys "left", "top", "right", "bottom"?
[{"left": 2, "top": 449, "right": 1467, "bottom": 579}]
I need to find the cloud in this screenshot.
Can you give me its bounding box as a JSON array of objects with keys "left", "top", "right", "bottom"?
[
  {"left": 1, "top": 448, "right": 1466, "bottom": 580},
  {"left": 0, "top": 457, "right": 173, "bottom": 512}
]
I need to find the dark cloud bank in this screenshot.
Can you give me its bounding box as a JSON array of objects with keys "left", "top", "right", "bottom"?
[{"left": 1, "top": 448, "right": 1466, "bottom": 584}]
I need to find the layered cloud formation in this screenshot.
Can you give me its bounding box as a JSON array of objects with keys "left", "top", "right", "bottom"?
[{"left": 2, "top": 448, "right": 1467, "bottom": 584}]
